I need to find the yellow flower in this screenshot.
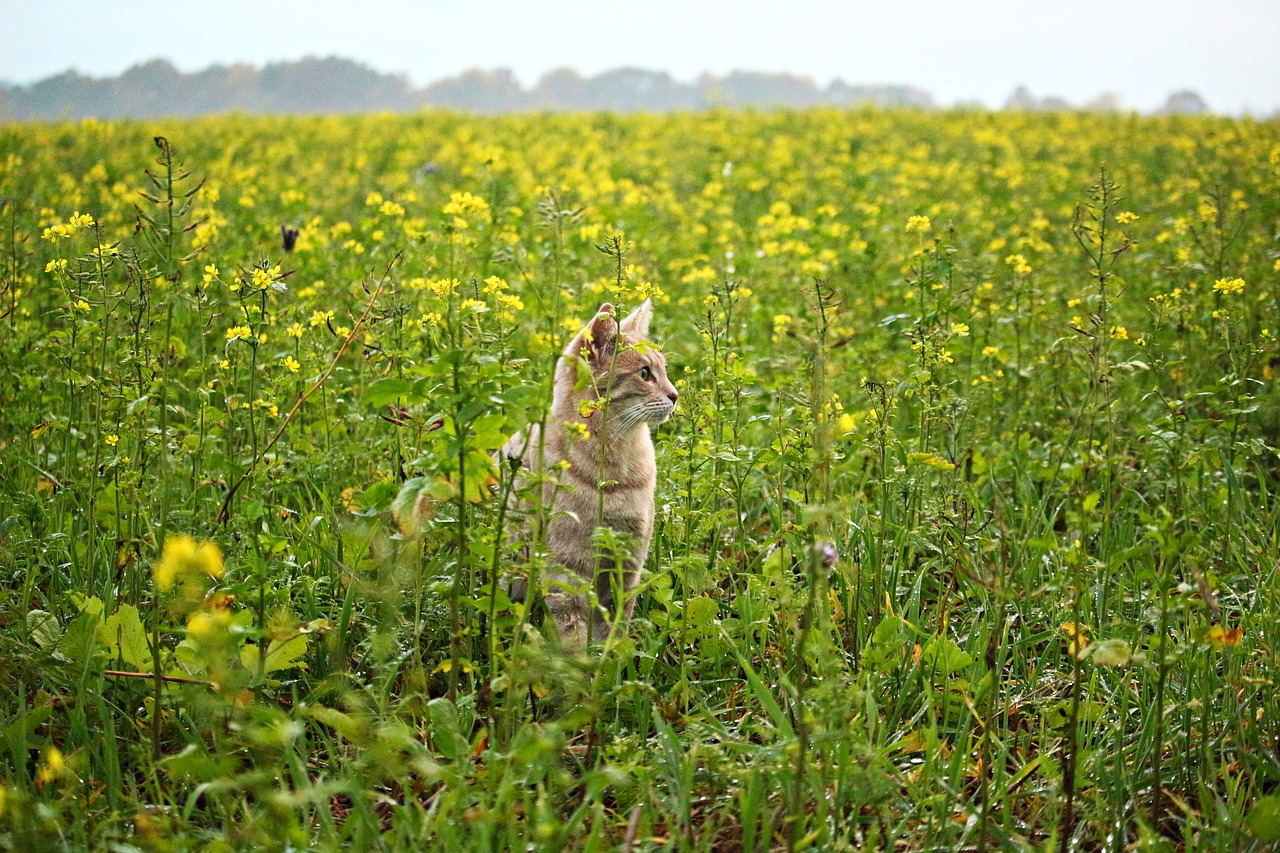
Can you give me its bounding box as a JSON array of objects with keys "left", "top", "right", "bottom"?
[
  {"left": 154, "top": 535, "right": 225, "bottom": 592},
  {"left": 225, "top": 325, "right": 252, "bottom": 342},
  {"left": 186, "top": 607, "right": 233, "bottom": 644},
  {"left": 36, "top": 746, "right": 66, "bottom": 786},
  {"left": 428, "top": 278, "right": 459, "bottom": 298},
  {"left": 68, "top": 211, "right": 95, "bottom": 229},
  {"left": 1004, "top": 254, "right": 1032, "bottom": 274},
  {"left": 309, "top": 310, "right": 334, "bottom": 327},
  {"left": 45, "top": 259, "right": 68, "bottom": 274},
  {"left": 41, "top": 223, "right": 73, "bottom": 243},
  {"left": 442, "top": 191, "right": 491, "bottom": 226},
  {"left": 285, "top": 322, "right": 305, "bottom": 339},
  {"left": 1212, "top": 277, "right": 1244, "bottom": 296},
  {"left": 1061, "top": 621, "right": 1089, "bottom": 657},
  {"left": 949, "top": 322, "right": 970, "bottom": 337},
  {"left": 1115, "top": 211, "right": 1138, "bottom": 224},
  {"left": 496, "top": 293, "right": 524, "bottom": 313},
  {"left": 905, "top": 215, "right": 932, "bottom": 233},
  {"left": 1110, "top": 325, "right": 1129, "bottom": 341},
  {"left": 283, "top": 355, "right": 300, "bottom": 373},
  {"left": 105, "top": 434, "right": 119, "bottom": 447}
]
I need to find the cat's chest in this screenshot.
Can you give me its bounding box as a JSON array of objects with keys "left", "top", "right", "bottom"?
[{"left": 604, "top": 434, "right": 656, "bottom": 489}]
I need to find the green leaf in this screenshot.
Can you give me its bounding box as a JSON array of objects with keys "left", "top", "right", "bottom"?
[
  {"left": 1086, "top": 638, "right": 1132, "bottom": 667},
  {"left": 470, "top": 413, "right": 509, "bottom": 452},
  {"left": 1245, "top": 795, "right": 1280, "bottom": 841},
  {"left": 27, "top": 610, "right": 61, "bottom": 649},
  {"left": 428, "top": 697, "right": 470, "bottom": 761},
  {"left": 99, "top": 604, "right": 153, "bottom": 670},
  {"left": 363, "top": 377, "right": 415, "bottom": 407},
  {"left": 94, "top": 483, "right": 130, "bottom": 527},
  {"left": 162, "top": 745, "right": 240, "bottom": 783},
  {"left": 921, "top": 637, "right": 973, "bottom": 676},
  {"left": 301, "top": 704, "right": 372, "bottom": 744},
  {"left": 240, "top": 633, "right": 309, "bottom": 676}
]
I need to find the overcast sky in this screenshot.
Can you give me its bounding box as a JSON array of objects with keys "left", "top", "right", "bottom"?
[{"left": 3, "top": 0, "right": 1278, "bottom": 114}]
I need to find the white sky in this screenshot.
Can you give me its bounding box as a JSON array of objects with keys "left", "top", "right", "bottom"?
[{"left": 2, "top": 0, "right": 1278, "bottom": 114}]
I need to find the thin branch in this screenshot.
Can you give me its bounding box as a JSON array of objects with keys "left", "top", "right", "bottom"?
[{"left": 104, "top": 669, "right": 210, "bottom": 686}]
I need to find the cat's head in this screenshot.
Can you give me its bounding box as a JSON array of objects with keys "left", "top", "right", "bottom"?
[{"left": 560, "top": 300, "right": 678, "bottom": 428}]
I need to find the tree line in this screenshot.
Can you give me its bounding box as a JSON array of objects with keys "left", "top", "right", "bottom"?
[{"left": 0, "top": 56, "right": 1213, "bottom": 120}]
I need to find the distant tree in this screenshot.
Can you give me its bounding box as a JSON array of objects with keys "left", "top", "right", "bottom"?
[
  {"left": 1004, "top": 85, "right": 1037, "bottom": 111},
  {"left": 112, "top": 59, "right": 183, "bottom": 117},
  {"left": 1084, "top": 92, "right": 1123, "bottom": 113},
  {"left": 582, "top": 68, "right": 698, "bottom": 112},
  {"left": 708, "top": 71, "right": 823, "bottom": 108},
  {"left": 827, "top": 80, "right": 934, "bottom": 108},
  {"left": 1004, "top": 85, "right": 1072, "bottom": 112},
  {"left": 260, "top": 56, "right": 413, "bottom": 114},
  {"left": 1160, "top": 90, "right": 1209, "bottom": 115},
  {"left": 530, "top": 68, "right": 586, "bottom": 109},
  {"left": 420, "top": 68, "right": 525, "bottom": 113},
  {"left": 5, "top": 69, "right": 110, "bottom": 119}
]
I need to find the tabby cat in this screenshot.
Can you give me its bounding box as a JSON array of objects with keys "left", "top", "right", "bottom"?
[{"left": 503, "top": 300, "right": 677, "bottom": 646}]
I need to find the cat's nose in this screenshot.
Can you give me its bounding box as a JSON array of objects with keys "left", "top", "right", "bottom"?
[{"left": 667, "top": 388, "right": 679, "bottom": 404}]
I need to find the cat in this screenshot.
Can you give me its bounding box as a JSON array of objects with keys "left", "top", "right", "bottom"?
[{"left": 502, "top": 299, "right": 678, "bottom": 646}]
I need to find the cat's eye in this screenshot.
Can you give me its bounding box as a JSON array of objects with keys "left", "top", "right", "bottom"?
[{"left": 639, "top": 366, "right": 652, "bottom": 381}]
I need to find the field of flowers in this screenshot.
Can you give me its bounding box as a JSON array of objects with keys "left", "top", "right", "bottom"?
[{"left": 1, "top": 107, "right": 1279, "bottom": 850}]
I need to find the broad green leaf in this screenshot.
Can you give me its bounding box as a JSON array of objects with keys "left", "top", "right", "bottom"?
[
  {"left": 1087, "top": 638, "right": 1133, "bottom": 666},
  {"left": 921, "top": 637, "right": 973, "bottom": 676},
  {"left": 362, "top": 377, "right": 415, "bottom": 407},
  {"left": 99, "top": 604, "right": 153, "bottom": 670},
  {"left": 1245, "top": 795, "right": 1280, "bottom": 841},
  {"left": 428, "top": 697, "right": 470, "bottom": 761},
  {"left": 240, "top": 633, "right": 309, "bottom": 676},
  {"left": 27, "top": 610, "right": 61, "bottom": 649}
]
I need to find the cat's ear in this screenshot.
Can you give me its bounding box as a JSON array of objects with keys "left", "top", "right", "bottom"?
[
  {"left": 619, "top": 298, "right": 653, "bottom": 340},
  {"left": 584, "top": 303, "right": 619, "bottom": 362}
]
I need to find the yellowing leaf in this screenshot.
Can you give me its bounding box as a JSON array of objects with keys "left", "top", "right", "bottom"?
[
  {"left": 906, "top": 452, "right": 956, "bottom": 471},
  {"left": 1085, "top": 638, "right": 1132, "bottom": 666},
  {"left": 1205, "top": 624, "right": 1243, "bottom": 651}
]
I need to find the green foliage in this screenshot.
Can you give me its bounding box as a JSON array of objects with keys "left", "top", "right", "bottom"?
[{"left": 1, "top": 107, "right": 1278, "bottom": 851}]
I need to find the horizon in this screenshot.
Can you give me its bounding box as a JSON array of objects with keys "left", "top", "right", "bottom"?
[{"left": 2, "top": 0, "right": 1278, "bottom": 115}]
